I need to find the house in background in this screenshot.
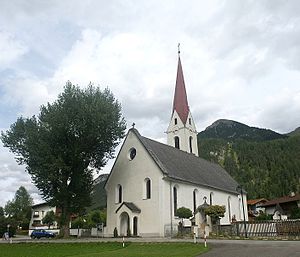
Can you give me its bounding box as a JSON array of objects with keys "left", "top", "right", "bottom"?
[
  {"left": 247, "top": 198, "right": 268, "bottom": 220},
  {"left": 105, "top": 52, "right": 248, "bottom": 237},
  {"left": 29, "top": 202, "right": 58, "bottom": 231},
  {"left": 260, "top": 193, "right": 300, "bottom": 220}
]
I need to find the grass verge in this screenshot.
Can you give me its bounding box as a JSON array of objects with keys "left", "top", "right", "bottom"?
[{"left": 0, "top": 242, "right": 209, "bottom": 257}]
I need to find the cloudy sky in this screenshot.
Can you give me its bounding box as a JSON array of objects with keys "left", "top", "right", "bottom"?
[{"left": 1, "top": 0, "right": 300, "bottom": 207}]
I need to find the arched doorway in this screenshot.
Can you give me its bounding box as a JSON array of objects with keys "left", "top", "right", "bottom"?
[
  {"left": 133, "top": 216, "right": 138, "bottom": 236},
  {"left": 120, "top": 212, "right": 130, "bottom": 236}
]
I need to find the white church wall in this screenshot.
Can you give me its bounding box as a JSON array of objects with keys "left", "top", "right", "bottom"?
[
  {"left": 166, "top": 111, "right": 198, "bottom": 156},
  {"left": 164, "top": 180, "right": 247, "bottom": 226},
  {"left": 105, "top": 130, "right": 166, "bottom": 237}
]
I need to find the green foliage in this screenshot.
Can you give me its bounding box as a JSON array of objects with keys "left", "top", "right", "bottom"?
[
  {"left": 71, "top": 209, "right": 107, "bottom": 229},
  {"left": 87, "top": 209, "right": 106, "bottom": 227},
  {"left": 0, "top": 218, "right": 17, "bottom": 237},
  {"left": 87, "top": 174, "right": 108, "bottom": 211},
  {"left": 4, "top": 186, "right": 33, "bottom": 229},
  {"left": 0, "top": 207, "right": 4, "bottom": 218},
  {"left": 255, "top": 212, "right": 273, "bottom": 221},
  {"left": 290, "top": 207, "right": 300, "bottom": 219},
  {"left": 198, "top": 132, "right": 300, "bottom": 199},
  {"left": 113, "top": 227, "right": 118, "bottom": 237},
  {"left": 286, "top": 127, "right": 300, "bottom": 137},
  {"left": 175, "top": 207, "right": 193, "bottom": 219},
  {"left": 204, "top": 205, "right": 226, "bottom": 220},
  {"left": 42, "top": 211, "right": 56, "bottom": 228},
  {"left": 71, "top": 216, "right": 89, "bottom": 229},
  {"left": 1, "top": 82, "right": 126, "bottom": 237}
]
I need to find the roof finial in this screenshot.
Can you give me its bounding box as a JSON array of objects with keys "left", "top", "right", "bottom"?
[
  {"left": 178, "top": 43, "right": 180, "bottom": 56},
  {"left": 132, "top": 122, "right": 135, "bottom": 129}
]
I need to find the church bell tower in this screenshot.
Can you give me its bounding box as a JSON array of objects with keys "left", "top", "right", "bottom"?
[{"left": 166, "top": 47, "right": 199, "bottom": 156}]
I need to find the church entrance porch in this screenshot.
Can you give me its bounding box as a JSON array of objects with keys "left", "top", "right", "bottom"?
[
  {"left": 115, "top": 202, "right": 141, "bottom": 237},
  {"left": 119, "top": 212, "right": 130, "bottom": 236}
]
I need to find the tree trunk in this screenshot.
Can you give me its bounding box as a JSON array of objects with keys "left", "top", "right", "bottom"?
[{"left": 59, "top": 205, "right": 70, "bottom": 238}]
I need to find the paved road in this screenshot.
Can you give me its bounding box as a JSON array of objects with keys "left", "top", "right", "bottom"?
[{"left": 201, "top": 240, "right": 300, "bottom": 257}]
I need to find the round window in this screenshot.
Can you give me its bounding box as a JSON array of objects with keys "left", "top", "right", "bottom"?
[{"left": 129, "top": 148, "right": 136, "bottom": 160}]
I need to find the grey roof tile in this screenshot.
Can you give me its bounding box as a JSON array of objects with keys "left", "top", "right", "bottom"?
[{"left": 133, "top": 129, "right": 239, "bottom": 194}]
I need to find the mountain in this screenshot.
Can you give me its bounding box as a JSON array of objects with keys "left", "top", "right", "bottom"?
[
  {"left": 198, "top": 119, "right": 286, "bottom": 141},
  {"left": 286, "top": 127, "right": 300, "bottom": 137},
  {"left": 87, "top": 173, "right": 109, "bottom": 211},
  {"left": 197, "top": 120, "right": 300, "bottom": 200}
]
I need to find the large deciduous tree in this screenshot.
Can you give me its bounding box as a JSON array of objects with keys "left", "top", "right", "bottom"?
[{"left": 1, "top": 82, "right": 126, "bottom": 237}]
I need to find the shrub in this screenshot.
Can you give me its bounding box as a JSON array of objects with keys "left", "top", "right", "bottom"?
[{"left": 113, "top": 227, "right": 118, "bottom": 237}]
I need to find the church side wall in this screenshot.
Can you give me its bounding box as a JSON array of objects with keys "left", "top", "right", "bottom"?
[
  {"left": 162, "top": 180, "right": 248, "bottom": 227},
  {"left": 105, "top": 131, "right": 166, "bottom": 237}
]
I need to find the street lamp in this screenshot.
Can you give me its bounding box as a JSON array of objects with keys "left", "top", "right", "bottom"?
[{"left": 236, "top": 185, "right": 248, "bottom": 238}]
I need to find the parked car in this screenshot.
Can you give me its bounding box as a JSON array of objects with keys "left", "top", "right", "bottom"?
[{"left": 30, "top": 229, "right": 56, "bottom": 239}]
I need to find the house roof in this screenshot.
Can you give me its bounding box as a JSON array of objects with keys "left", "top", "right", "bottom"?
[
  {"left": 132, "top": 129, "right": 240, "bottom": 194},
  {"left": 260, "top": 193, "right": 300, "bottom": 207},
  {"left": 172, "top": 56, "right": 190, "bottom": 124},
  {"left": 115, "top": 202, "right": 141, "bottom": 213},
  {"left": 31, "top": 202, "right": 50, "bottom": 208},
  {"left": 247, "top": 198, "right": 268, "bottom": 206}
]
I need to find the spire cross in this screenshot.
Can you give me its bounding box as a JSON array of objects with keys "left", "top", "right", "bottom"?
[{"left": 178, "top": 43, "right": 180, "bottom": 56}]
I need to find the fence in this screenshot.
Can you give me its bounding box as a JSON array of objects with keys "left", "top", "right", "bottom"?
[{"left": 220, "top": 220, "right": 300, "bottom": 238}]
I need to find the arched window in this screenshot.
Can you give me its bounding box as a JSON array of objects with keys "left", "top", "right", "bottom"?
[
  {"left": 144, "top": 178, "right": 151, "bottom": 199},
  {"left": 228, "top": 196, "right": 232, "bottom": 223},
  {"left": 133, "top": 216, "right": 138, "bottom": 236},
  {"left": 189, "top": 118, "right": 191, "bottom": 125},
  {"left": 209, "top": 192, "right": 213, "bottom": 205},
  {"left": 189, "top": 136, "right": 193, "bottom": 153},
  {"left": 174, "top": 118, "right": 177, "bottom": 125},
  {"left": 173, "top": 186, "right": 178, "bottom": 215},
  {"left": 193, "top": 189, "right": 198, "bottom": 213},
  {"left": 174, "top": 136, "right": 180, "bottom": 149},
  {"left": 116, "top": 184, "right": 122, "bottom": 203}
]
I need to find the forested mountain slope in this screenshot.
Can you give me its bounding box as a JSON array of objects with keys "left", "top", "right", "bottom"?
[
  {"left": 198, "top": 120, "right": 300, "bottom": 199},
  {"left": 87, "top": 173, "right": 108, "bottom": 211}
]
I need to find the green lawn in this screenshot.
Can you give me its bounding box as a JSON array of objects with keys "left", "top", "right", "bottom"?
[{"left": 0, "top": 242, "right": 209, "bottom": 257}]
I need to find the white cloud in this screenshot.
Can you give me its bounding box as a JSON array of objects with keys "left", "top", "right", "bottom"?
[{"left": 0, "top": 31, "right": 28, "bottom": 70}]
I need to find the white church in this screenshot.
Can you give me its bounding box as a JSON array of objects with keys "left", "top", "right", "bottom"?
[{"left": 105, "top": 52, "right": 248, "bottom": 237}]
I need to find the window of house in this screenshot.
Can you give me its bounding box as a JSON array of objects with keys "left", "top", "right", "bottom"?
[
  {"left": 173, "top": 186, "right": 178, "bottom": 215},
  {"left": 174, "top": 118, "right": 177, "bottom": 125},
  {"left": 33, "top": 220, "right": 41, "bottom": 226},
  {"left": 189, "top": 118, "right": 191, "bottom": 125},
  {"left": 116, "top": 184, "right": 122, "bottom": 203},
  {"left": 144, "top": 178, "right": 151, "bottom": 199},
  {"left": 34, "top": 211, "right": 39, "bottom": 217},
  {"left": 174, "top": 136, "right": 180, "bottom": 149},
  {"left": 189, "top": 136, "right": 193, "bottom": 153},
  {"left": 128, "top": 148, "right": 136, "bottom": 160}
]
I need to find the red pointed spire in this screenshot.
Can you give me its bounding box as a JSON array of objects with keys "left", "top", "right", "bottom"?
[{"left": 172, "top": 53, "right": 189, "bottom": 124}]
